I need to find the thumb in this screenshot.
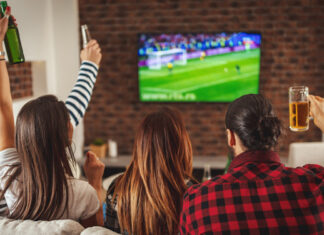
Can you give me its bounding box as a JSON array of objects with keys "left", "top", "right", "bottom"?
[
  {"left": 3, "top": 6, "right": 10, "bottom": 20},
  {"left": 87, "top": 151, "right": 95, "bottom": 159},
  {"left": 86, "top": 151, "right": 100, "bottom": 163},
  {"left": 86, "top": 151, "right": 94, "bottom": 163}
]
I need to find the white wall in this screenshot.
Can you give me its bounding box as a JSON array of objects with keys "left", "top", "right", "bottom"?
[
  {"left": 9, "top": 0, "right": 85, "bottom": 158},
  {"left": 8, "top": 0, "right": 48, "bottom": 61},
  {"left": 9, "top": 0, "right": 80, "bottom": 98}
]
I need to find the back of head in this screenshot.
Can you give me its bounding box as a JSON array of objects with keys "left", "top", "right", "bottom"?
[
  {"left": 115, "top": 107, "right": 192, "bottom": 235},
  {"left": 5, "top": 95, "right": 74, "bottom": 220},
  {"left": 225, "top": 94, "right": 281, "bottom": 151}
]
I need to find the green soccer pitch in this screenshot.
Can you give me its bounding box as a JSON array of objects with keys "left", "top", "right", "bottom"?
[{"left": 139, "top": 48, "right": 260, "bottom": 102}]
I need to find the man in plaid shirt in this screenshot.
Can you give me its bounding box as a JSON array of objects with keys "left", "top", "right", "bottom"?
[{"left": 180, "top": 94, "right": 324, "bottom": 234}]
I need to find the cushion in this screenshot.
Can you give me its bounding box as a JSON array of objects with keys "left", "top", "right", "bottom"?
[
  {"left": 0, "top": 216, "right": 84, "bottom": 235},
  {"left": 81, "top": 226, "right": 121, "bottom": 235}
]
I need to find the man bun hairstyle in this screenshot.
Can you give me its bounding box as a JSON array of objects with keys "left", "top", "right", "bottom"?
[{"left": 225, "top": 94, "right": 281, "bottom": 151}]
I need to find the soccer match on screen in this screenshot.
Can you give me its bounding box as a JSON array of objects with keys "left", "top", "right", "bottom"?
[{"left": 138, "top": 33, "right": 261, "bottom": 102}]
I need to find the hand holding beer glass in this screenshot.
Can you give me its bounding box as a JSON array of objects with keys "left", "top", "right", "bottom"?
[{"left": 289, "top": 86, "right": 310, "bottom": 132}]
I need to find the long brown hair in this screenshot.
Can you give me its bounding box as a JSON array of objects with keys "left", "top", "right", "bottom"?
[
  {"left": 114, "top": 107, "right": 193, "bottom": 235},
  {"left": 0, "top": 95, "right": 75, "bottom": 220}
]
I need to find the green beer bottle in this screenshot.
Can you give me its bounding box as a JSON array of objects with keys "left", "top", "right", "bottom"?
[
  {"left": 0, "top": 1, "right": 25, "bottom": 64},
  {"left": 223, "top": 152, "right": 233, "bottom": 174}
]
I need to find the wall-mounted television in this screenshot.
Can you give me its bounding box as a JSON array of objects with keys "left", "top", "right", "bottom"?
[{"left": 138, "top": 32, "right": 261, "bottom": 102}]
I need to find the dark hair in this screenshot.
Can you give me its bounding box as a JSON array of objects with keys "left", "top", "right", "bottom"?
[
  {"left": 0, "top": 95, "right": 75, "bottom": 220},
  {"left": 225, "top": 94, "right": 281, "bottom": 151},
  {"left": 114, "top": 107, "right": 193, "bottom": 235}
]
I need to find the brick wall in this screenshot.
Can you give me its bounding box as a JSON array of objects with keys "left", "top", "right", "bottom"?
[
  {"left": 79, "top": 0, "right": 324, "bottom": 157},
  {"left": 7, "top": 62, "right": 33, "bottom": 99}
]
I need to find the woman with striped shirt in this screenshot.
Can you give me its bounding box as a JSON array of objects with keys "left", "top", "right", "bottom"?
[{"left": 0, "top": 11, "right": 104, "bottom": 227}]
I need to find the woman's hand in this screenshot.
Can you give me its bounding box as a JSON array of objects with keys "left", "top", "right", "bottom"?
[
  {"left": 83, "top": 151, "right": 105, "bottom": 190},
  {"left": 80, "top": 40, "right": 102, "bottom": 67},
  {"left": 309, "top": 95, "right": 324, "bottom": 133},
  {"left": 0, "top": 7, "right": 9, "bottom": 43},
  {"left": 83, "top": 151, "right": 105, "bottom": 226}
]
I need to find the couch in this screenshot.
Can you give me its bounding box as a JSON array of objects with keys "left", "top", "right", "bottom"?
[
  {"left": 287, "top": 142, "right": 324, "bottom": 167},
  {"left": 0, "top": 217, "right": 120, "bottom": 235}
]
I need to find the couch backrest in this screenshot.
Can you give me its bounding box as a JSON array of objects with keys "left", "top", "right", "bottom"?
[
  {"left": 0, "top": 216, "right": 84, "bottom": 235},
  {"left": 288, "top": 142, "right": 324, "bottom": 167},
  {"left": 81, "top": 226, "right": 121, "bottom": 235}
]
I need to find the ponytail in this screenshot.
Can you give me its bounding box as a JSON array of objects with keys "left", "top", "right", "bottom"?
[{"left": 225, "top": 94, "right": 282, "bottom": 151}]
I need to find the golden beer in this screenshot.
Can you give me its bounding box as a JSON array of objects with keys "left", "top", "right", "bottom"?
[
  {"left": 289, "top": 86, "right": 309, "bottom": 132},
  {"left": 289, "top": 101, "right": 309, "bottom": 131}
]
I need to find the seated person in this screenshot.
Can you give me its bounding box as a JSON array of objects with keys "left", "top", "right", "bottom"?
[
  {"left": 180, "top": 94, "right": 324, "bottom": 234},
  {"left": 0, "top": 11, "right": 104, "bottom": 227},
  {"left": 104, "top": 107, "right": 195, "bottom": 235}
]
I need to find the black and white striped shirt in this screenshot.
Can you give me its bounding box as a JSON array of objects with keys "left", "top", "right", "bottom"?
[{"left": 66, "top": 60, "right": 98, "bottom": 127}]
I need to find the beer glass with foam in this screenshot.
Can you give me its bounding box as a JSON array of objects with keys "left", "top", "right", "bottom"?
[{"left": 289, "top": 86, "right": 309, "bottom": 132}]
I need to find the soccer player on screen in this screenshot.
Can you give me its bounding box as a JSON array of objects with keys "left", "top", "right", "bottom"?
[
  {"left": 245, "top": 41, "right": 251, "bottom": 51},
  {"left": 235, "top": 64, "right": 241, "bottom": 74},
  {"left": 167, "top": 62, "right": 173, "bottom": 75},
  {"left": 200, "top": 51, "right": 206, "bottom": 61}
]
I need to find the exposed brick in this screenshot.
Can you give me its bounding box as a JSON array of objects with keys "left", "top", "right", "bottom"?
[
  {"left": 7, "top": 62, "right": 33, "bottom": 99},
  {"left": 80, "top": 0, "right": 324, "bottom": 157}
]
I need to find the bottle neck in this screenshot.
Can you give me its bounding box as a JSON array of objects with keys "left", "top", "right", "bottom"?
[
  {"left": 0, "top": 1, "right": 7, "bottom": 17},
  {"left": 7, "top": 16, "right": 15, "bottom": 27}
]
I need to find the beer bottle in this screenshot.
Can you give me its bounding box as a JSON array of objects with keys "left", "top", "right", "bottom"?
[
  {"left": 0, "top": 1, "right": 25, "bottom": 64},
  {"left": 202, "top": 164, "right": 211, "bottom": 182},
  {"left": 81, "top": 24, "right": 91, "bottom": 49},
  {"left": 223, "top": 152, "right": 233, "bottom": 174}
]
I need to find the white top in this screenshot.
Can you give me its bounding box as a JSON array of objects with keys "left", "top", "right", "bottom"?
[{"left": 0, "top": 148, "right": 100, "bottom": 221}]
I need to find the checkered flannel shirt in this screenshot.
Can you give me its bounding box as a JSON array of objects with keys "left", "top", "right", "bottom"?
[{"left": 180, "top": 150, "right": 324, "bottom": 234}]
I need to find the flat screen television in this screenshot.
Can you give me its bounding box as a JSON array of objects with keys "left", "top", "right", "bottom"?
[{"left": 138, "top": 33, "right": 261, "bottom": 102}]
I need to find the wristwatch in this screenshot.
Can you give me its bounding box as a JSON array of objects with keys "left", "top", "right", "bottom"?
[{"left": 0, "top": 51, "right": 5, "bottom": 57}]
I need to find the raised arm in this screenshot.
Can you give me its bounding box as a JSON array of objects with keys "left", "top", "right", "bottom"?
[
  {"left": 65, "top": 40, "right": 102, "bottom": 127},
  {"left": 0, "top": 10, "right": 14, "bottom": 151},
  {"left": 65, "top": 40, "right": 103, "bottom": 227}
]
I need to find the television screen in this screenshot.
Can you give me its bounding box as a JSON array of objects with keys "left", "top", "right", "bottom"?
[{"left": 138, "top": 33, "right": 261, "bottom": 102}]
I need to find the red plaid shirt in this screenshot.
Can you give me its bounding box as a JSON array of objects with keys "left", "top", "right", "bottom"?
[{"left": 180, "top": 150, "right": 324, "bottom": 234}]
